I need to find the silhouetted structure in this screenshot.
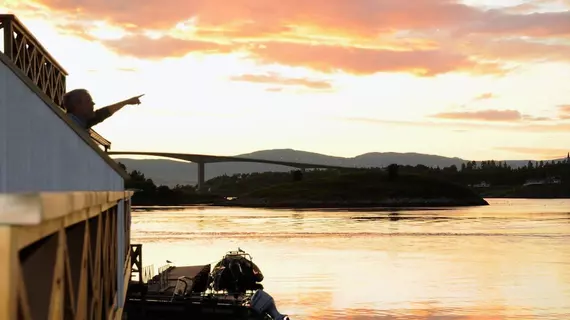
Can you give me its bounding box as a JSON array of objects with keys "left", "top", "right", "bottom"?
[
  {"left": 292, "top": 170, "right": 303, "bottom": 181},
  {"left": 388, "top": 164, "right": 399, "bottom": 181}
]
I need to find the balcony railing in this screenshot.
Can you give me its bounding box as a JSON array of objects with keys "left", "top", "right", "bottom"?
[
  {"left": 0, "top": 14, "right": 67, "bottom": 106},
  {"left": 89, "top": 128, "right": 112, "bottom": 151},
  {"left": 1, "top": 14, "right": 112, "bottom": 152}
]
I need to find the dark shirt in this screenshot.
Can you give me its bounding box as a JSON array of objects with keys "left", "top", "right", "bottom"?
[
  {"left": 87, "top": 107, "right": 112, "bottom": 128},
  {"left": 69, "top": 107, "right": 112, "bottom": 129}
]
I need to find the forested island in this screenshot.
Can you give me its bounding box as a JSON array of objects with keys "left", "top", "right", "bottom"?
[{"left": 119, "top": 158, "right": 570, "bottom": 207}]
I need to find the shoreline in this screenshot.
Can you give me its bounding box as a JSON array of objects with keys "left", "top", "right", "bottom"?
[
  {"left": 213, "top": 197, "right": 489, "bottom": 208},
  {"left": 129, "top": 194, "right": 570, "bottom": 208},
  {"left": 132, "top": 197, "right": 489, "bottom": 209}
]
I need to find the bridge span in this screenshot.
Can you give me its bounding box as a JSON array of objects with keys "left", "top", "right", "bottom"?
[{"left": 107, "top": 151, "right": 355, "bottom": 191}]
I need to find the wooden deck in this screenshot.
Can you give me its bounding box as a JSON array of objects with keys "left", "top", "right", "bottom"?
[{"left": 0, "top": 191, "right": 133, "bottom": 320}]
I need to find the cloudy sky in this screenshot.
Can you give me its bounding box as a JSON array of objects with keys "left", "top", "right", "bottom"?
[{"left": 2, "top": 0, "right": 570, "bottom": 160}]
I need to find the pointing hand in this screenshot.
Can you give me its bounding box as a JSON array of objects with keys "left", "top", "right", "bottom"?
[{"left": 124, "top": 94, "right": 144, "bottom": 106}]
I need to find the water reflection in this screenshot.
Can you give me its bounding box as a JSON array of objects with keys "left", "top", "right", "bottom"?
[{"left": 131, "top": 199, "right": 570, "bottom": 319}]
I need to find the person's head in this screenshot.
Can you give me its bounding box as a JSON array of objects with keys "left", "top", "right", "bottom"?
[{"left": 63, "top": 89, "right": 95, "bottom": 120}]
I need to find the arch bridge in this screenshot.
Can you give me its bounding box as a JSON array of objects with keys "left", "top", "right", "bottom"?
[{"left": 107, "top": 151, "right": 355, "bottom": 190}]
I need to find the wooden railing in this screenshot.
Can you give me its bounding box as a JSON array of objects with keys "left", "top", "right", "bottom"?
[
  {"left": 89, "top": 128, "right": 112, "bottom": 151},
  {"left": 142, "top": 265, "right": 155, "bottom": 283},
  {"left": 0, "top": 14, "right": 67, "bottom": 106},
  {"left": 158, "top": 264, "right": 173, "bottom": 289},
  {"left": 130, "top": 244, "right": 155, "bottom": 284},
  {"left": 0, "top": 191, "right": 133, "bottom": 320}
]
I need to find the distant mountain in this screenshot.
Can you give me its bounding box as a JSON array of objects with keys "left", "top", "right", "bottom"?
[{"left": 112, "top": 149, "right": 565, "bottom": 187}]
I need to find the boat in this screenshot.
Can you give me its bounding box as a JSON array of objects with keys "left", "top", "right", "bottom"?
[
  {"left": 125, "top": 248, "right": 290, "bottom": 320},
  {"left": 210, "top": 248, "right": 265, "bottom": 293}
]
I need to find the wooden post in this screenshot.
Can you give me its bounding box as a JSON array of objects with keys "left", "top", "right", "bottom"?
[
  {"left": 117, "top": 200, "right": 125, "bottom": 309},
  {"left": 0, "top": 227, "right": 17, "bottom": 320},
  {"left": 2, "top": 16, "right": 13, "bottom": 59}
]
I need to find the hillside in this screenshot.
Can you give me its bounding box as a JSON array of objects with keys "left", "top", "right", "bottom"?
[{"left": 112, "top": 149, "right": 564, "bottom": 187}]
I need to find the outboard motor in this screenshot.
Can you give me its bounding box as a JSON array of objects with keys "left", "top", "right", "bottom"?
[{"left": 250, "top": 289, "right": 290, "bottom": 320}]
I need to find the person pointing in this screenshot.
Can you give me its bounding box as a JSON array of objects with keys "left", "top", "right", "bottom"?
[{"left": 63, "top": 88, "right": 143, "bottom": 129}]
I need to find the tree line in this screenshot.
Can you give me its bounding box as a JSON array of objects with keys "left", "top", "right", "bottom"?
[
  {"left": 118, "top": 156, "right": 570, "bottom": 205},
  {"left": 408, "top": 157, "right": 570, "bottom": 187}
]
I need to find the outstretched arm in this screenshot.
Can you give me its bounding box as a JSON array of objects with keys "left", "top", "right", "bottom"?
[{"left": 86, "top": 95, "right": 143, "bottom": 127}]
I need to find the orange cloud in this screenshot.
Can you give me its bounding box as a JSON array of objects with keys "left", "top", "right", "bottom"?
[
  {"left": 559, "top": 104, "right": 570, "bottom": 113},
  {"left": 96, "top": 35, "right": 506, "bottom": 76},
  {"left": 523, "top": 115, "right": 553, "bottom": 121},
  {"left": 504, "top": 0, "right": 570, "bottom": 14},
  {"left": 25, "top": 0, "right": 485, "bottom": 35},
  {"left": 431, "top": 109, "right": 524, "bottom": 122},
  {"left": 458, "top": 11, "right": 570, "bottom": 38},
  {"left": 558, "top": 105, "right": 570, "bottom": 119},
  {"left": 101, "top": 35, "right": 233, "bottom": 59},
  {"left": 230, "top": 73, "right": 332, "bottom": 90},
  {"left": 29, "top": 0, "right": 570, "bottom": 37},
  {"left": 245, "top": 42, "right": 504, "bottom": 76},
  {"left": 473, "top": 92, "right": 496, "bottom": 101},
  {"left": 505, "top": 2, "right": 547, "bottom": 14},
  {"left": 343, "top": 117, "right": 501, "bottom": 130},
  {"left": 461, "top": 37, "right": 570, "bottom": 63},
  {"left": 344, "top": 116, "right": 570, "bottom": 132},
  {"left": 494, "top": 147, "right": 569, "bottom": 159},
  {"left": 525, "top": 122, "right": 570, "bottom": 132},
  {"left": 15, "top": 0, "right": 570, "bottom": 76}
]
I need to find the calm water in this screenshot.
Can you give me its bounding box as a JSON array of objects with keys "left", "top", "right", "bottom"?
[{"left": 131, "top": 199, "right": 570, "bottom": 319}]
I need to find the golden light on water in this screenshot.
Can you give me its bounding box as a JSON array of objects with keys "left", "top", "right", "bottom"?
[{"left": 131, "top": 199, "right": 570, "bottom": 319}]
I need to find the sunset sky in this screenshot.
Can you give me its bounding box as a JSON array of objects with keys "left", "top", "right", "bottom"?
[{"left": 2, "top": 0, "right": 570, "bottom": 160}]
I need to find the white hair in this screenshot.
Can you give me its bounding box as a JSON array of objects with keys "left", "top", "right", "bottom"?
[{"left": 63, "top": 89, "right": 90, "bottom": 112}]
